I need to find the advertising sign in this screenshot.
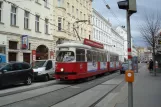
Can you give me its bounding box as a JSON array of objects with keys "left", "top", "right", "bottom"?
[
  {"left": 32, "top": 50, "right": 36, "bottom": 61},
  {"left": 87, "top": 62, "right": 98, "bottom": 72},
  {"left": 84, "top": 39, "right": 104, "bottom": 49},
  {"left": 132, "top": 56, "right": 138, "bottom": 72},
  {"left": 22, "top": 35, "right": 28, "bottom": 49}
]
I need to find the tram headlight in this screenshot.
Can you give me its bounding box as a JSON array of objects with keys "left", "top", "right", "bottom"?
[{"left": 60, "top": 68, "right": 64, "bottom": 72}]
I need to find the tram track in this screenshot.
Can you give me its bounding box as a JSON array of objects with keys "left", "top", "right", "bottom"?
[{"left": 1, "top": 71, "right": 120, "bottom": 107}]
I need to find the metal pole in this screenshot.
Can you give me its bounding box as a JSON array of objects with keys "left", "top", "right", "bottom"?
[
  {"left": 136, "top": 57, "right": 139, "bottom": 73},
  {"left": 127, "top": 11, "right": 132, "bottom": 70},
  {"left": 128, "top": 82, "right": 133, "bottom": 107},
  {"left": 127, "top": 10, "right": 133, "bottom": 107}
]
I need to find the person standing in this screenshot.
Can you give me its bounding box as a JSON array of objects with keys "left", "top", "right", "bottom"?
[{"left": 148, "top": 59, "right": 153, "bottom": 73}]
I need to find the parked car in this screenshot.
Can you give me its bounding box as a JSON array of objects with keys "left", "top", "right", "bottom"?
[
  {"left": 32, "top": 60, "right": 55, "bottom": 81},
  {"left": 120, "top": 63, "right": 129, "bottom": 74},
  {"left": 0, "top": 62, "right": 33, "bottom": 88}
]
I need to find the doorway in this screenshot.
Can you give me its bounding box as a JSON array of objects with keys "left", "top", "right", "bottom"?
[
  {"left": 23, "top": 53, "right": 30, "bottom": 63},
  {"left": 8, "top": 52, "right": 17, "bottom": 62}
]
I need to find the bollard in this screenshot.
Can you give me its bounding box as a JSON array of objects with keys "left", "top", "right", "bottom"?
[{"left": 125, "top": 70, "right": 134, "bottom": 107}]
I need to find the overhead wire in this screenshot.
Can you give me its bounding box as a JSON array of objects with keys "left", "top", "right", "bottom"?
[{"left": 102, "top": 0, "right": 122, "bottom": 27}]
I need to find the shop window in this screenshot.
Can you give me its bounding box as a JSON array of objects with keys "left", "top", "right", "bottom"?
[
  {"left": 0, "top": 46, "right": 5, "bottom": 54},
  {"left": 9, "top": 41, "right": 18, "bottom": 49}
]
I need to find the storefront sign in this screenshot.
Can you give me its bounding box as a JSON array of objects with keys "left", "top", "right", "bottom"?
[
  {"left": 84, "top": 39, "right": 104, "bottom": 49},
  {"left": 32, "top": 50, "right": 36, "bottom": 61},
  {"left": 22, "top": 35, "right": 28, "bottom": 49}
]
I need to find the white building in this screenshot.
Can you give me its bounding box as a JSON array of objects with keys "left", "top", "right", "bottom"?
[
  {"left": 0, "top": 0, "right": 54, "bottom": 63},
  {"left": 92, "top": 9, "right": 112, "bottom": 51},
  {"left": 111, "top": 28, "right": 124, "bottom": 62},
  {"left": 115, "top": 26, "right": 128, "bottom": 61},
  {"left": 92, "top": 9, "right": 124, "bottom": 62}
]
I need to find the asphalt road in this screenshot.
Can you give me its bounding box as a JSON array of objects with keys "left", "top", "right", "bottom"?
[{"left": 0, "top": 71, "right": 120, "bottom": 107}]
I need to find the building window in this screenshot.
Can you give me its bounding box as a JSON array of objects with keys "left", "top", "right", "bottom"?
[
  {"left": 81, "top": 28, "right": 83, "bottom": 35},
  {"left": 45, "top": 18, "right": 49, "bottom": 34},
  {"left": 58, "top": 17, "right": 62, "bottom": 31},
  {"left": 63, "top": 18, "right": 65, "bottom": 29},
  {"left": 72, "top": 6, "right": 74, "bottom": 15},
  {"left": 11, "top": 5, "right": 17, "bottom": 26},
  {"left": 24, "top": 11, "right": 29, "bottom": 29},
  {"left": 9, "top": 41, "right": 18, "bottom": 50},
  {"left": 80, "top": 11, "right": 82, "bottom": 19},
  {"left": 0, "top": 2, "right": 2, "bottom": 22},
  {"left": 68, "top": 22, "right": 70, "bottom": 32},
  {"left": 76, "top": 9, "right": 78, "bottom": 18},
  {"left": 93, "top": 29, "right": 95, "bottom": 38},
  {"left": 58, "top": 0, "right": 64, "bottom": 7},
  {"left": 67, "top": 2, "right": 70, "bottom": 13},
  {"left": 44, "top": 0, "right": 48, "bottom": 8},
  {"left": 35, "top": 15, "right": 40, "bottom": 32},
  {"left": 35, "top": 0, "right": 39, "bottom": 3}
]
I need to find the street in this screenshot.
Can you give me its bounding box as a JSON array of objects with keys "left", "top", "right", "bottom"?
[
  {"left": 0, "top": 70, "right": 121, "bottom": 107},
  {"left": 1, "top": 63, "right": 158, "bottom": 107}
]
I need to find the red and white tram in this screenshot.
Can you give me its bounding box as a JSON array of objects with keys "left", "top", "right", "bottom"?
[{"left": 54, "top": 39, "right": 121, "bottom": 80}]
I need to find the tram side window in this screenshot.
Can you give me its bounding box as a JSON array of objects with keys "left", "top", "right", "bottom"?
[
  {"left": 95, "top": 52, "right": 99, "bottom": 62},
  {"left": 99, "top": 53, "right": 103, "bottom": 62},
  {"left": 92, "top": 51, "right": 97, "bottom": 62},
  {"left": 103, "top": 53, "right": 107, "bottom": 62},
  {"left": 116, "top": 56, "right": 119, "bottom": 61},
  {"left": 98, "top": 52, "right": 100, "bottom": 62},
  {"left": 76, "top": 49, "right": 85, "bottom": 62},
  {"left": 87, "top": 50, "right": 92, "bottom": 62},
  {"left": 110, "top": 55, "right": 113, "bottom": 62}
]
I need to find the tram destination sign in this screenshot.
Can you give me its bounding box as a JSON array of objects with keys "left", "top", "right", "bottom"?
[{"left": 84, "top": 39, "right": 104, "bottom": 49}]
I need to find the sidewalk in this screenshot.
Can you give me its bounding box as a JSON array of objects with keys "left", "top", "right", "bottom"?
[{"left": 115, "top": 64, "right": 161, "bottom": 107}]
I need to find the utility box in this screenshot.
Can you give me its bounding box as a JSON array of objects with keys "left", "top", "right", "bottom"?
[{"left": 129, "top": 0, "right": 137, "bottom": 12}]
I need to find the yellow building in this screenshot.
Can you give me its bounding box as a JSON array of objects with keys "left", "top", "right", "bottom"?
[{"left": 52, "top": 0, "right": 93, "bottom": 44}]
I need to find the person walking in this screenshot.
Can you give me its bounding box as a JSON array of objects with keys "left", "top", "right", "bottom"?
[{"left": 148, "top": 59, "right": 153, "bottom": 73}]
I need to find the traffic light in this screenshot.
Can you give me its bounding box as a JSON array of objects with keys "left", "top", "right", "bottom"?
[{"left": 117, "top": 0, "right": 137, "bottom": 13}]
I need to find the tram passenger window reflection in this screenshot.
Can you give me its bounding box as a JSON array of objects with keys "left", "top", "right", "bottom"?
[{"left": 56, "top": 51, "right": 75, "bottom": 62}]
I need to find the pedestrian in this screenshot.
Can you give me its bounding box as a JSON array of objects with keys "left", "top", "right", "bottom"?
[{"left": 148, "top": 59, "right": 153, "bottom": 73}]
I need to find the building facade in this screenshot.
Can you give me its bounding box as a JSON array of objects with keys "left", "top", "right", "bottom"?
[
  {"left": 137, "top": 47, "right": 152, "bottom": 62},
  {"left": 92, "top": 9, "right": 124, "bottom": 62},
  {"left": 111, "top": 28, "right": 124, "bottom": 62},
  {"left": 115, "top": 26, "right": 128, "bottom": 61},
  {"left": 0, "top": 0, "right": 54, "bottom": 63},
  {"left": 52, "top": 0, "right": 93, "bottom": 44},
  {"left": 132, "top": 46, "right": 138, "bottom": 57}
]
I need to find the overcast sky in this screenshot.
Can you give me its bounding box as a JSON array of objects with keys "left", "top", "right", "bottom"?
[{"left": 93, "top": 0, "right": 161, "bottom": 47}]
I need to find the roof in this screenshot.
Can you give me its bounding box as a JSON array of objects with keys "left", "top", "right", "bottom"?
[{"left": 57, "top": 42, "right": 92, "bottom": 49}]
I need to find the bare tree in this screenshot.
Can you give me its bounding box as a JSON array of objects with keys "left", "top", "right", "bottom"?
[{"left": 139, "top": 11, "right": 161, "bottom": 76}]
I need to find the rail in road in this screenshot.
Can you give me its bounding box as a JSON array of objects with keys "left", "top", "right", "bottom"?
[
  {"left": 51, "top": 64, "right": 143, "bottom": 107},
  {"left": 0, "top": 71, "right": 120, "bottom": 107}
]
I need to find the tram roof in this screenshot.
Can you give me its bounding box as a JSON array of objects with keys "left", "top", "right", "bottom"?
[
  {"left": 57, "top": 42, "right": 108, "bottom": 53},
  {"left": 57, "top": 42, "right": 92, "bottom": 49}
]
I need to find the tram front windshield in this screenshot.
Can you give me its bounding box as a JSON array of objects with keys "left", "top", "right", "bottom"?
[{"left": 56, "top": 51, "right": 75, "bottom": 62}]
